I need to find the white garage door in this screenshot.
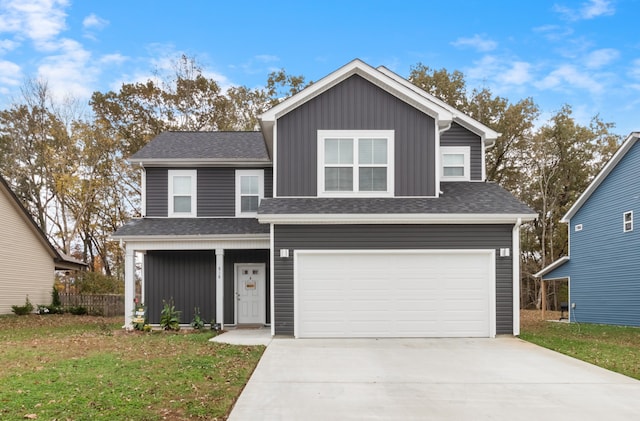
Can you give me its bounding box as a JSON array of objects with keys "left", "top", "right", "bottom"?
[{"left": 295, "top": 250, "right": 495, "bottom": 338}]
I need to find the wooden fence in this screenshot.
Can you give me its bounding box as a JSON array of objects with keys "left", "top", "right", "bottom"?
[{"left": 59, "top": 294, "right": 124, "bottom": 317}]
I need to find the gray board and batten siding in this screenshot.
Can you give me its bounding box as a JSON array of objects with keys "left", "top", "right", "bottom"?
[
  {"left": 273, "top": 224, "right": 514, "bottom": 336},
  {"left": 145, "top": 250, "right": 270, "bottom": 325},
  {"left": 440, "top": 122, "right": 483, "bottom": 181},
  {"left": 145, "top": 167, "right": 273, "bottom": 217},
  {"left": 276, "top": 74, "right": 437, "bottom": 197}
]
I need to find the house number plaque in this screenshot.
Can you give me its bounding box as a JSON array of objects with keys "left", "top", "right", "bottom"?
[{"left": 245, "top": 280, "right": 256, "bottom": 290}]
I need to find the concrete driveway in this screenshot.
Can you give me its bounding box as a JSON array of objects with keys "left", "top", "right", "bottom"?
[{"left": 228, "top": 337, "right": 640, "bottom": 420}]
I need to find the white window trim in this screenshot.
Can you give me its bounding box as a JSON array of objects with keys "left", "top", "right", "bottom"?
[
  {"left": 623, "top": 211, "right": 633, "bottom": 232},
  {"left": 168, "top": 169, "right": 197, "bottom": 217},
  {"left": 317, "top": 130, "right": 394, "bottom": 197},
  {"left": 236, "top": 169, "right": 264, "bottom": 217},
  {"left": 441, "top": 146, "right": 470, "bottom": 181}
]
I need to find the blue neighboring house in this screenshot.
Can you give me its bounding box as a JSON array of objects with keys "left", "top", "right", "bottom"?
[{"left": 536, "top": 132, "right": 640, "bottom": 326}]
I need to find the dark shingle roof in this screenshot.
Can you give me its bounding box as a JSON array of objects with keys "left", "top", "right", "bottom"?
[
  {"left": 258, "top": 182, "right": 536, "bottom": 215},
  {"left": 112, "top": 218, "right": 269, "bottom": 237},
  {"left": 130, "top": 132, "right": 270, "bottom": 161}
]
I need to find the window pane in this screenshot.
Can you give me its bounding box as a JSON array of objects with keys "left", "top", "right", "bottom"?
[
  {"left": 443, "top": 154, "right": 464, "bottom": 166},
  {"left": 359, "top": 139, "right": 373, "bottom": 164},
  {"left": 443, "top": 167, "right": 465, "bottom": 177},
  {"left": 241, "top": 196, "right": 259, "bottom": 212},
  {"left": 325, "top": 167, "right": 353, "bottom": 191},
  {"left": 624, "top": 212, "right": 632, "bottom": 222},
  {"left": 325, "top": 138, "right": 353, "bottom": 164},
  {"left": 241, "top": 175, "right": 259, "bottom": 194},
  {"left": 174, "top": 196, "right": 191, "bottom": 213},
  {"left": 372, "top": 139, "right": 387, "bottom": 164},
  {"left": 173, "top": 176, "right": 191, "bottom": 195},
  {"left": 359, "top": 167, "right": 387, "bottom": 191}
]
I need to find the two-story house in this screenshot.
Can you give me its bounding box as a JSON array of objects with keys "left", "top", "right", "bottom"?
[
  {"left": 536, "top": 132, "right": 639, "bottom": 326},
  {"left": 113, "top": 59, "right": 536, "bottom": 337}
]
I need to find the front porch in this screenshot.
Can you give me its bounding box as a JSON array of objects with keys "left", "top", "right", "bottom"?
[{"left": 122, "top": 234, "right": 270, "bottom": 331}]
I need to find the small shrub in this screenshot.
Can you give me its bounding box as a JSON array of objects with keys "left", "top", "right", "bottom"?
[
  {"left": 11, "top": 296, "right": 34, "bottom": 315},
  {"left": 36, "top": 304, "right": 64, "bottom": 315},
  {"left": 68, "top": 305, "right": 88, "bottom": 315},
  {"left": 160, "top": 299, "right": 181, "bottom": 331},
  {"left": 191, "top": 307, "right": 204, "bottom": 330},
  {"left": 51, "top": 286, "right": 61, "bottom": 307}
]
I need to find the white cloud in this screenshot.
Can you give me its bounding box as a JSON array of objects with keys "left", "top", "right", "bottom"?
[
  {"left": 535, "top": 64, "right": 603, "bottom": 94},
  {"left": 36, "top": 38, "right": 96, "bottom": 99},
  {"left": 254, "top": 54, "right": 279, "bottom": 63},
  {"left": 451, "top": 34, "right": 497, "bottom": 52},
  {"left": 0, "top": 38, "right": 17, "bottom": 53},
  {"left": 0, "top": 59, "right": 21, "bottom": 86},
  {"left": 532, "top": 24, "right": 574, "bottom": 42},
  {"left": 99, "top": 53, "right": 127, "bottom": 66},
  {"left": 82, "top": 13, "right": 108, "bottom": 30},
  {"left": 554, "top": 0, "right": 615, "bottom": 21},
  {"left": 584, "top": 48, "right": 619, "bottom": 68},
  {"left": 0, "top": 0, "right": 69, "bottom": 48},
  {"left": 499, "top": 61, "right": 532, "bottom": 85}
]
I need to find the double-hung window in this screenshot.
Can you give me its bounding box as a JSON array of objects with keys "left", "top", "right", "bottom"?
[
  {"left": 624, "top": 211, "right": 633, "bottom": 232},
  {"left": 168, "top": 170, "right": 197, "bottom": 217},
  {"left": 440, "top": 146, "right": 470, "bottom": 181},
  {"left": 318, "top": 130, "right": 394, "bottom": 196},
  {"left": 236, "top": 170, "right": 264, "bottom": 217}
]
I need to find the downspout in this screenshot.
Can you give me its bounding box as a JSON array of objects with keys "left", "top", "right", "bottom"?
[
  {"left": 512, "top": 218, "right": 522, "bottom": 336},
  {"left": 436, "top": 120, "right": 452, "bottom": 196}
]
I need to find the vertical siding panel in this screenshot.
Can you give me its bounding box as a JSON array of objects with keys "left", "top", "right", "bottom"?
[
  {"left": 144, "top": 251, "right": 215, "bottom": 325},
  {"left": 273, "top": 224, "right": 514, "bottom": 336},
  {"left": 145, "top": 167, "right": 168, "bottom": 217},
  {"left": 277, "top": 75, "right": 436, "bottom": 197}
]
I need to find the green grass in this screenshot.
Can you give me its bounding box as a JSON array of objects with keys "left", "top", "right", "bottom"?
[
  {"left": 520, "top": 314, "right": 640, "bottom": 380},
  {"left": 0, "top": 314, "right": 264, "bottom": 420}
]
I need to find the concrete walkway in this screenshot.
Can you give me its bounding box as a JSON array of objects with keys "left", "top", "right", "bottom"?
[
  {"left": 209, "top": 327, "right": 272, "bottom": 346},
  {"left": 228, "top": 337, "right": 640, "bottom": 420}
]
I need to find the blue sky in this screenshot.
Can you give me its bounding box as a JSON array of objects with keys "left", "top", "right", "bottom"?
[{"left": 0, "top": 0, "right": 638, "bottom": 136}]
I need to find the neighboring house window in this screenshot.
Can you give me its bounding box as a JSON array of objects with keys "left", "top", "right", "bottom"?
[
  {"left": 168, "top": 170, "right": 197, "bottom": 217},
  {"left": 317, "top": 130, "right": 394, "bottom": 197},
  {"left": 236, "top": 170, "right": 264, "bottom": 216},
  {"left": 623, "top": 211, "right": 633, "bottom": 232},
  {"left": 440, "top": 146, "right": 470, "bottom": 181},
  {"left": 574, "top": 224, "right": 583, "bottom": 232}
]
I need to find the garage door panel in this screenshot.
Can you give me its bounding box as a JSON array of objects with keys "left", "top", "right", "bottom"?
[{"left": 296, "top": 250, "right": 494, "bottom": 338}]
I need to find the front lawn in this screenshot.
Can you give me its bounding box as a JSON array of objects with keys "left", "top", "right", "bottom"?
[
  {"left": 0, "top": 314, "right": 264, "bottom": 420},
  {"left": 520, "top": 310, "right": 640, "bottom": 380}
]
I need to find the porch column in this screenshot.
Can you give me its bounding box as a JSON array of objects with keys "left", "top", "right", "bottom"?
[
  {"left": 124, "top": 245, "right": 135, "bottom": 329},
  {"left": 140, "top": 251, "right": 146, "bottom": 305},
  {"left": 215, "top": 249, "right": 224, "bottom": 329}
]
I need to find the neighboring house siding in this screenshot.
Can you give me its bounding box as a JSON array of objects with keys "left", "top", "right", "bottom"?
[
  {"left": 273, "top": 224, "right": 514, "bottom": 336},
  {"left": 277, "top": 74, "right": 436, "bottom": 197},
  {"left": 0, "top": 189, "right": 54, "bottom": 314},
  {"left": 146, "top": 167, "right": 273, "bottom": 217},
  {"left": 223, "top": 250, "right": 270, "bottom": 325},
  {"left": 146, "top": 167, "right": 169, "bottom": 217},
  {"left": 441, "top": 122, "right": 483, "bottom": 181},
  {"left": 144, "top": 250, "right": 216, "bottom": 325},
  {"left": 568, "top": 141, "right": 640, "bottom": 326}
]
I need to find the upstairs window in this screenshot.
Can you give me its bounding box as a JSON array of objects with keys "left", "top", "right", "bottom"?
[
  {"left": 236, "top": 170, "right": 264, "bottom": 217},
  {"left": 318, "top": 130, "right": 394, "bottom": 197},
  {"left": 168, "top": 170, "right": 197, "bottom": 217},
  {"left": 624, "top": 211, "right": 633, "bottom": 232},
  {"left": 441, "top": 146, "right": 470, "bottom": 181}
]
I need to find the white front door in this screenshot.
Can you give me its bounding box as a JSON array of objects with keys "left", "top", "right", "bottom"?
[{"left": 235, "top": 263, "right": 266, "bottom": 324}]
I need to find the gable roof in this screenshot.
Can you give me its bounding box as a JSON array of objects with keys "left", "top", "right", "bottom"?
[
  {"left": 561, "top": 132, "right": 640, "bottom": 223},
  {"left": 376, "top": 66, "right": 500, "bottom": 148},
  {"left": 0, "top": 175, "right": 86, "bottom": 271},
  {"left": 258, "top": 182, "right": 536, "bottom": 224},
  {"left": 259, "top": 59, "right": 458, "bottom": 157},
  {"left": 129, "top": 131, "right": 270, "bottom": 165}
]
